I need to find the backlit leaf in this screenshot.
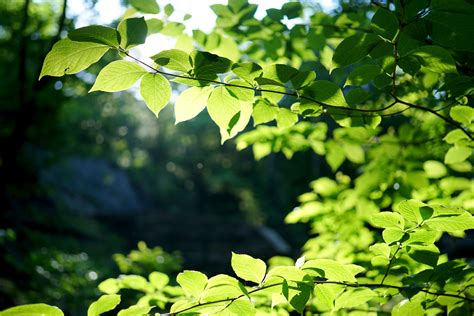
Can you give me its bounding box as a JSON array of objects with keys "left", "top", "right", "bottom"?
[
  {"left": 118, "top": 17, "right": 148, "bottom": 50},
  {"left": 140, "top": 73, "right": 171, "bottom": 117},
  {"left": 231, "top": 252, "right": 266, "bottom": 284},
  {"left": 87, "top": 294, "right": 121, "bottom": 316},
  {"left": 39, "top": 39, "right": 109, "bottom": 79},
  {"left": 90, "top": 60, "right": 146, "bottom": 92},
  {"left": 175, "top": 86, "right": 213, "bottom": 124}
]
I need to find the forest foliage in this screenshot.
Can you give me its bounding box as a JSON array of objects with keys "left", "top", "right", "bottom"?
[{"left": 2, "top": 0, "right": 474, "bottom": 315}]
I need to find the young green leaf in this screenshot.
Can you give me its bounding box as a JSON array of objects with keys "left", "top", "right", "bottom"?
[
  {"left": 118, "top": 17, "right": 148, "bottom": 50},
  {"left": 444, "top": 146, "right": 471, "bottom": 164},
  {"left": 0, "top": 304, "right": 64, "bottom": 316},
  {"left": 208, "top": 86, "right": 252, "bottom": 142},
  {"left": 39, "top": 39, "right": 109, "bottom": 79},
  {"left": 303, "top": 259, "right": 360, "bottom": 282},
  {"left": 232, "top": 62, "right": 263, "bottom": 82},
  {"left": 98, "top": 278, "right": 121, "bottom": 294},
  {"left": 176, "top": 270, "right": 208, "bottom": 298},
  {"left": 252, "top": 98, "right": 278, "bottom": 126},
  {"left": 140, "top": 73, "right": 171, "bottom": 117},
  {"left": 425, "top": 212, "right": 474, "bottom": 232},
  {"left": 304, "top": 80, "right": 348, "bottom": 107},
  {"left": 371, "top": 8, "right": 399, "bottom": 42},
  {"left": 450, "top": 105, "right": 474, "bottom": 125},
  {"left": 382, "top": 228, "right": 405, "bottom": 244},
  {"left": 370, "top": 212, "right": 405, "bottom": 229},
  {"left": 87, "top": 294, "right": 121, "bottom": 316},
  {"left": 130, "top": 0, "right": 160, "bottom": 14},
  {"left": 395, "top": 199, "right": 424, "bottom": 224},
  {"left": 282, "top": 280, "right": 312, "bottom": 313},
  {"left": 164, "top": 3, "right": 174, "bottom": 16},
  {"left": 151, "top": 49, "right": 192, "bottom": 72},
  {"left": 291, "top": 70, "right": 316, "bottom": 89},
  {"left": 423, "top": 160, "right": 447, "bottom": 178},
  {"left": 68, "top": 25, "right": 120, "bottom": 47},
  {"left": 149, "top": 271, "right": 169, "bottom": 290},
  {"left": 90, "top": 60, "right": 146, "bottom": 92},
  {"left": 346, "top": 64, "right": 381, "bottom": 86},
  {"left": 175, "top": 86, "right": 213, "bottom": 124},
  {"left": 276, "top": 108, "right": 298, "bottom": 129},
  {"left": 332, "top": 33, "right": 380, "bottom": 68},
  {"left": 334, "top": 288, "right": 377, "bottom": 310},
  {"left": 117, "top": 305, "right": 152, "bottom": 316},
  {"left": 226, "top": 80, "right": 254, "bottom": 101},
  {"left": 411, "top": 46, "right": 457, "bottom": 74},
  {"left": 231, "top": 252, "right": 267, "bottom": 284}
]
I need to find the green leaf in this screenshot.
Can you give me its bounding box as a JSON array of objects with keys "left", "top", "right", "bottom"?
[
  {"left": 117, "top": 17, "right": 148, "bottom": 50},
  {"left": 346, "top": 64, "right": 381, "bottom": 86},
  {"left": 68, "top": 25, "right": 119, "bottom": 47},
  {"left": 332, "top": 33, "right": 380, "bottom": 68},
  {"left": 160, "top": 22, "right": 185, "bottom": 36},
  {"left": 175, "top": 86, "right": 213, "bottom": 124},
  {"left": 232, "top": 62, "right": 263, "bottom": 82},
  {"left": 291, "top": 70, "right": 317, "bottom": 89},
  {"left": 382, "top": 227, "right": 405, "bottom": 244},
  {"left": 140, "top": 73, "right": 171, "bottom": 117},
  {"left": 444, "top": 129, "right": 469, "bottom": 145},
  {"left": 130, "top": 0, "right": 160, "bottom": 14},
  {"left": 276, "top": 108, "right": 298, "bottom": 129},
  {"left": 231, "top": 252, "right": 267, "bottom": 284},
  {"left": 423, "top": 160, "right": 447, "bottom": 178},
  {"left": 0, "top": 304, "right": 64, "bottom": 316},
  {"left": 395, "top": 199, "right": 424, "bottom": 224},
  {"left": 208, "top": 86, "right": 252, "bottom": 142},
  {"left": 444, "top": 146, "right": 471, "bottom": 164},
  {"left": 335, "top": 288, "right": 377, "bottom": 310},
  {"left": 90, "top": 60, "right": 146, "bottom": 92},
  {"left": 120, "top": 275, "right": 149, "bottom": 291},
  {"left": 425, "top": 212, "right": 474, "bottom": 232},
  {"left": 252, "top": 99, "right": 278, "bottom": 126},
  {"left": 302, "top": 259, "right": 360, "bottom": 282},
  {"left": 281, "top": 2, "right": 302, "bottom": 19},
  {"left": 370, "top": 8, "right": 399, "bottom": 42},
  {"left": 450, "top": 105, "right": 474, "bottom": 125},
  {"left": 87, "top": 294, "right": 121, "bottom": 316},
  {"left": 146, "top": 18, "right": 163, "bottom": 34},
  {"left": 407, "top": 244, "right": 440, "bottom": 267},
  {"left": 343, "top": 143, "right": 365, "bottom": 163},
  {"left": 151, "top": 49, "right": 192, "bottom": 72},
  {"left": 262, "top": 64, "right": 298, "bottom": 85},
  {"left": 370, "top": 212, "right": 405, "bottom": 229},
  {"left": 39, "top": 39, "right": 109, "bottom": 79},
  {"left": 117, "top": 305, "right": 151, "bottom": 316},
  {"left": 98, "top": 278, "right": 121, "bottom": 294},
  {"left": 411, "top": 46, "right": 457, "bottom": 74},
  {"left": 226, "top": 80, "right": 254, "bottom": 101},
  {"left": 164, "top": 3, "right": 174, "bottom": 16},
  {"left": 227, "top": 298, "right": 256, "bottom": 316},
  {"left": 392, "top": 299, "right": 425, "bottom": 316},
  {"left": 176, "top": 270, "right": 208, "bottom": 298},
  {"left": 282, "top": 280, "right": 312, "bottom": 313},
  {"left": 192, "top": 51, "right": 232, "bottom": 76},
  {"left": 326, "top": 140, "right": 346, "bottom": 171},
  {"left": 369, "top": 243, "right": 391, "bottom": 257},
  {"left": 305, "top": 80, "right": 348, "bottom": 107},
  {"left": 149, "top": 271, "right": 169, "bottom": 290}
]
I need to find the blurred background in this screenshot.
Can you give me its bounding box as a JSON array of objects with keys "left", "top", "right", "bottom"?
[{"left": 0, "top": 0, "right": 338, "bottom": 314}]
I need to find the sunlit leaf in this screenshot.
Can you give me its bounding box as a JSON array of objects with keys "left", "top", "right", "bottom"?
[{"left": 90, "top": 60, "right": 146, "bottom": 92}]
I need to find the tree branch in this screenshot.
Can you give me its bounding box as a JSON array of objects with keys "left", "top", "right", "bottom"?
[{"left": 165, "top": 278, "right": 474, "bottom": 315}]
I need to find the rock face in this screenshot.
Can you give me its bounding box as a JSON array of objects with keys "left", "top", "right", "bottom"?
[{"left": 40, "top": 157, "right": 142, "bottom": 215}]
